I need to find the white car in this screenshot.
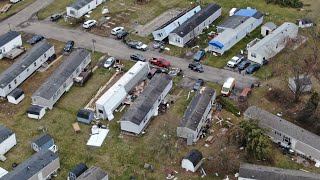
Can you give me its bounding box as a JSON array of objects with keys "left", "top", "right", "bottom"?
[
  {"left": 136, "top": 42, "right": 148, "bottom": 51},
  {"left": 103, "top": 57, "right": 116, "bottom": 68},
  {"left": 83, "top": 20, "right": 97, "bottom": 29},
  {"left": 111, "top": 27, "right": 124, "bottom": 35},
  {"left": 227, "top": 55, "right": 244, "bottom": 68}
]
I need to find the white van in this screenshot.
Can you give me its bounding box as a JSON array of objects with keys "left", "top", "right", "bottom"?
[
  {"left": 221, "top": 77, "right": 235, "bottom": 96},
  {"left": 10, "top": 0, "right": 21, "bottom": 3},
  {"left": 111, "top": 27, "right": 124, "bottom": 35}
]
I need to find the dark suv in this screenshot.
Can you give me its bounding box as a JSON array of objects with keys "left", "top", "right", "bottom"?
[
  {"left": 188, "top": 62, "right": 204, "bottom": 73},
  {"left": 117, "top": 30, "right": 128, "bottom": 39},
  {"left": 64, "top": 41, "right": 74, "bottom": 52}
]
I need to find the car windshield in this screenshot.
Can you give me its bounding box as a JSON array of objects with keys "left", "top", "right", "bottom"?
[
  {"left": 222, "top": 87, "right": 229, "bottom": 92},
  {"left": 106, "top": 58, "right": 114, "bottom": 64},
  {"left": 137, "top": 42, "right": 143, "bottom": 46},
  {"left": 230, "top": 59, "right": 237, "bottom": 63},
  {"left": 32, "top": 36, "right": 39, "bottom": 40}
]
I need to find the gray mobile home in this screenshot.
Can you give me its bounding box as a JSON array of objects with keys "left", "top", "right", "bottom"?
[
  {"left": 77, "top": 166, "right": 108, "bottom": 180},
  {"left": 152, "top": 5, "right": 201, "bottom": 41},
  {"left": 247, "top": 22, "right": 298, "bottom": 64},
  {"left": 177, "top": 87, "right": 216, "bottom": 143},
  {"left": 238, "top": 163, "right": 320, "bottom": 180},
  {"left": 1, "top": 149, "right": 60, "bottom": 180},
  {"left": 120, "top": 74, "right": 173, "bottom": 135},
  {"left": 0, "top": 41, "right": 54, "bottom": 97},
  {"left": 32, "top": 49, "right": 91, "bottom": 109},
  {"left": 68, "top": 163, "right": 88, "bottom": 180},
  {"left": 169, "top": 4, "right": 221, "bottom": 47},
  {"left": 244, "top": 106, "right": 320, "bottom": 164},
  {"left": 209, "top": 8, "right": 263, "bottom": 55}
]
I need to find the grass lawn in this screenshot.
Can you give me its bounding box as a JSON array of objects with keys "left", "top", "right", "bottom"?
[{"left": 0, "top": 0, "right": 34, "bottom": 20}]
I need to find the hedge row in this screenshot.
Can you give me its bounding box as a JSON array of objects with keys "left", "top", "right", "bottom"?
[{"left": 217, "top": 95, "right": 241, "bottom": 117}]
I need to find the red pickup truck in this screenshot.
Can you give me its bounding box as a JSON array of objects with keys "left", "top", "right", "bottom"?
[{"left": 149, "top": 57, "right": 170, "bottom": 68}]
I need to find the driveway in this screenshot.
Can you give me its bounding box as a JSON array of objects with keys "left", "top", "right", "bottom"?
[{"left": 19, "top": 21, "right": 257, "bottom": 89}]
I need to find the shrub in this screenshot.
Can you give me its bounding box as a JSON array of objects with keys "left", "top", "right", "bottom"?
[
  {"left": 266, "top": 0, "right": 303, "bottom": 8},
  {"left": 217, "top": 95, "right": 241, "bottom": 117}
]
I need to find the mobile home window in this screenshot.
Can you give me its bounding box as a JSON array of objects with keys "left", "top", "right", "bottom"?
[
  {"left": 44, "top": 53, "right": 47, "bottom": 58},
  {"left": 8, "top": 84, "right": 11, "bottom": 89},
  {"left": 63, "top": 83, "right": 67, "bottom": 89},
  {"left": 14, "top": 79, "right": 17, "bottom": 84},
  {"left": 70, "top": 10, "right": 75, "bottom": 15},
  {"left": 76, "top": 67, "right": 80, "bottom": 74},
  {"left": 88, "top": 5, "right": 90, "bottom": 9},
  {"left": 27, "top": 68, "right": 29, "bottom": 72},
  {"left": 98, "top": 109, "right": 103, "bottom": 113},
  {"left": 34, "top": 62, "right": 37, "bottom": 67},
  {"left": 251, "top": 53, "right": 256, "bottom": 58}
]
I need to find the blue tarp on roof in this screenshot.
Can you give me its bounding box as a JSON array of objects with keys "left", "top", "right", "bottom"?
[
  {"left": 234, "top": 9, "right": 257, "bottom": 17},
  {"left": 209, "top": 40, "right": 224, "bottom": 49}
]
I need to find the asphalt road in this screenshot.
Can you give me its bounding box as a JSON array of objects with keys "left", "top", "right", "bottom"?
[
  {"left": 0, "top": 0, "right": 258, "bottom": 89},
  {"left": 20, "top": 21, "right": 258, "bottom": 88}
]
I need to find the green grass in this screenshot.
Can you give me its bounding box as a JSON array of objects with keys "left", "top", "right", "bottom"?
[
  {"left": 37, "top": 0, "right": 73, "bottom": 20},
  {"left": 0, "top": 0, "right": 34, "bottom": 20}
]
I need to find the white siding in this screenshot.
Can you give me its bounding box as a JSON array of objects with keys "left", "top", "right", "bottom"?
[
  {"left": 0, "top": 35, "right": 22, "bottom": 59},
  {"left": 0, "top": 46, "right": 55, "bottom": 97},
  {"left": 0, "top": 134, "right": 16, "bottom": 155},
  {"left": 67, "top": 0, "right": 104, "bottom": 18}
]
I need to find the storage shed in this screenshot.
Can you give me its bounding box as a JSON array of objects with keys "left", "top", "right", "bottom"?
[
  {"left": 0, "top": 31, "right": 22, "bottom": 60},
  {"left": 261, "top": 22, "right": 277, "bottom": 37},
  {"left": 32, "top": 49, "right": 91, "bottom": 110},
  {"left": 0, "top": 125, "right": 16, "bottom": 156},
  {"left": 7, "top": 88, "right": 24, "bottom": 104},
  {"left": 289, "top": 75, "right": 312, "bottom": 93},
  {"left": 27, "top": 105, "right": 46, "bottom": 120},
  {"left": 1, "top": 149, "right": 60, "bottom": 180},
  {"left": 297, "top": 18, "right": 314, "bottom": 28},
  {"left": 0, "top": 167, "right": 8, "bottom": 178},
  {"left": 96, "top": 61, "right": 150, "bottom": 120},
  {"left": 77, "top": 109, "right": 95, "bottom": 124},
  {"left": 66, "top": 0, "right": 105, "bottom": 18},
  {"left": 68, "top": 163, "right": 88, "bottom": 180},
  {"left": 169, "top": 4, "right": 221, "bottom": 47},
  {"left": 181, "top": 149, "right": 204, "bottom": 172},
  {"left": 77, "top": 166, "right": 108, "bottom": 180},
  {"left": 0, "top": 41, "right": 54, "bottom": 98},
  {"left": 31, "top": 132, "right": 54, "bottom": 152},
  {"left": 120, "top": 74, "right": 173, "bottom": 135}
]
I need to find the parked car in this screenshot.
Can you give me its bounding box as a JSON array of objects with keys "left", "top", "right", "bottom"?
[
  {"left": 127, "top": 40, "right": 148, "bottom": 51},
  {"left": 152, "top": 41, "right": 164, "bottom": 49},
  {"left": 50, "top": 14, "right": 62, "bottom": 21},
  {"left": 193, "top": 79, "right": 204, "bottom": 91},
  {"left": 130, "top": 54, "right": 146, "bottom": 62},
  {"left": 227, "top": 55, "right": 244, "bottom": 68},
  {"left": 82, "top": 20, "right": 97, "bottom": 29},
  {"left": 237, "top": 60, "right": 251, "bottom": 70},
  {"left": 193, "top": 50, "right": 205, "bottom": 61},
  {"left": 246, "top": 64, "right": 260, "bottom": 74},
  {"left": 221, "top": 77, "right": 235, "bottom": 96},
  {"left": 27, "top": 35, "right": 44, "bottom": 45},
  {"left": 111, "top": 27, "right": 124, "bottom": 35},
  {"left": 116, "top": 30, "right": 128, "bottom": 39},
  {"left": 103, "top": 57, "right": 116, "bottom": 68},
  {"left": 47, "top": 54, "right": 57, "bottom": 64},
  {"left": 188, "top": 62, "right": 204, "bottom": 73},
  {"left": 238, "top": 87, "right": 251, "bottom": 102},
  {"left": 149, "top": 57, "right": 170, "bottom": 68},
  {"left": 63, "top": 40, "right": 74, "bottom": 52}
]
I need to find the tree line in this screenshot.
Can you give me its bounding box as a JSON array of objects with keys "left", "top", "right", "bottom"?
[{"left": 266, "top": 0, "right": 303, "bottom": 8}]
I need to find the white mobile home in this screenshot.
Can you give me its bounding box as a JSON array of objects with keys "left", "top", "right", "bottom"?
[
  {"left": 152, "top": 5, "right": 201, "bottom": 41},
  {"left": 244, "top": 106, "right": 320, "bottom": 164},
  {"left": 177, "top": 87, "right": 216, "bottom": 143},
  {"left": 247, "top": 22, "right": 298, "bottom": 64},
  {"left": 77, "top": 166, "right": 108, "bottom": 180},
  {"left": 32, "top": 49, "right": 91, "bottom": 110},
  {"left": 1, "top": 149, "right": 60, "bottom": 180},
  {"left": 0, "top": 31, "right": 22, "bottom": 60},
  {"left": 209, "top": 8, "right": 263, "bottom": 55},
  {"left": 0, "top": 125, "right": 16, "bottom": 156},
  {"left": 169, "top": 4, "right": 221, "bottom": 47},
  {"left": 120, "top": 74, "right": 173, "bottom": 135},
  {"left": 66, "top": 0, "right": 105, "bottom": 18},
  {"left": 0, "top": 41, "right": 54, "bottom": 98},
  {"left": 96, "top": 61, "right": 150, "bottom": 120}
]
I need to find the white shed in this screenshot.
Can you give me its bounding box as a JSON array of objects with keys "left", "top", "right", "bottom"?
[
  {"left": 261, "top": 22, "right": 277, "bottom": 37},
  {"left": 181, "top": 149, "right": 204, "bottom": 172},
  {"left": 96, "top": 61, "right": 150, "bottom": 120},
  {"left": 0, "top": 31, "right": 22, "bottom": 60},
  {"left": 66, "top": 0, "right": 105, "bottom": 18},
  {"left": 27, "top": 105, "right": 46, "bottom": 120},
  {"left": 7, "top": 88, "right": 24, "bottom": 104},
  {"left": 0, "top": 125, "right": 17, "bottom": 156}
]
